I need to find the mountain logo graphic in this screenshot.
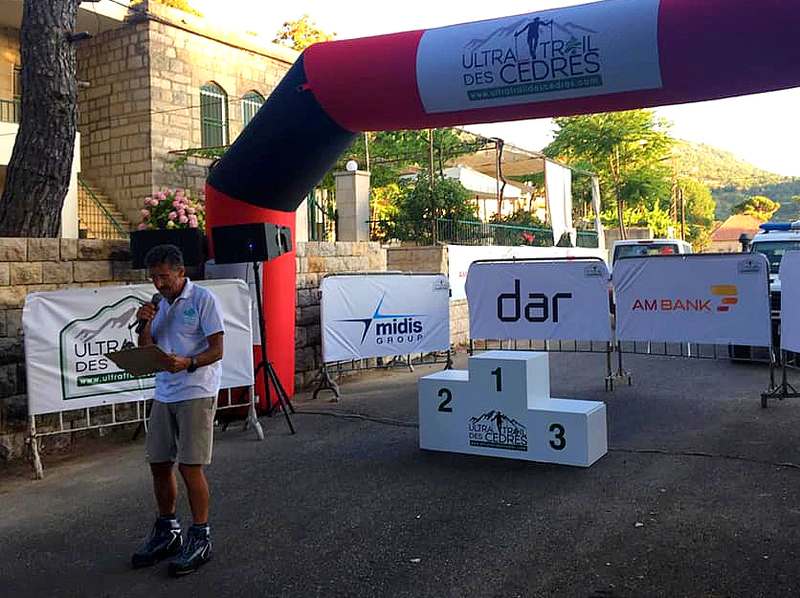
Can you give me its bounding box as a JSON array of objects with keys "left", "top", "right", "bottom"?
[{"left": 468, "top": 410, "right": 528, "bottom": 452}]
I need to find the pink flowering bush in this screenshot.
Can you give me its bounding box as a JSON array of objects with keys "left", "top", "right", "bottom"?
[{"left": 137, "top": 188, "right": 206, "bottom": 231}]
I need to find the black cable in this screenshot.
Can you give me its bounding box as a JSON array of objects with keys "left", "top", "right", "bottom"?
[{"left": 294, "top": 409, "right": 800, "bottom": 469}]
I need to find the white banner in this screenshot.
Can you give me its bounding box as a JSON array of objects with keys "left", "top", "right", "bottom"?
[
  {"left": 416, "top": 0, "right": 662, "bottom": 114},
  {"left": 448, "top": 244, "right": 607, "bottom": 301},
  {"left": 24, "top": 279, "right": 254, "bottom": 416},
  {"left": 320, "top": 274, "right": 450, "bottom": 362},
  {"left": 466, "top": 259, "right": 612, "bottom": 342},
  {"left": 614, "top": 254, "right": 771, "bottom": 345},
  {"left": 545, "top": 160, "right": 573, "bottom": 245},
  {"left": 779, "top": 251, "right": 800, "bottom": 352}
]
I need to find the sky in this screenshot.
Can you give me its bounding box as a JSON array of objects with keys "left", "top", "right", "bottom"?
[{"left": 188, "top": 0, "right": 800, "bottom": 177}]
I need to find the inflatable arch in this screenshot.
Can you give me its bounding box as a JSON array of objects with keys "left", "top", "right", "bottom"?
[{"left": 205, "top": 0, "right": 800, "bottom": 404}]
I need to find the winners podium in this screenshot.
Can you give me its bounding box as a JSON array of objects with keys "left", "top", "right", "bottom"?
[{"left": 419, "top": 351, "right": 607, "bottom": 467}]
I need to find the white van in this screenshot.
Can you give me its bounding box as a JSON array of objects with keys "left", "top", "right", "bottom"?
[
  {"left": 610, "top": 238, "right": 693, "bottom": 270},
  {"left": 730, "top": 221, "right": 800, "bottom": 361}
]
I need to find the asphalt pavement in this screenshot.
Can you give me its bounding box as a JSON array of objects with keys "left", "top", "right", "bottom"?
[{"left": 2, "top": 349, "right": 800, "bottom": 598}]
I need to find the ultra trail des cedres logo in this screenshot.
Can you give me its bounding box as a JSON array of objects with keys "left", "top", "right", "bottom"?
[
  {"left": 469, "top": 410, "right": 528, "bottom": 452},
  {"left": 461, "top": 13, "right": 601, "bottom": 102},
  {"left": 631, "top": 285, "right": 739, "bottom": 314},
  {"left": 337, "top": 293, "right": 426, "bottom": 346}
]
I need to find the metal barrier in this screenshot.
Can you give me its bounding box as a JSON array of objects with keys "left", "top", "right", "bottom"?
[
  {"left": 27, "top": 386, "right": 262, "bottom": 479},
  {"left": 312, "top": 350, "right": 453, "bottom": 401}
]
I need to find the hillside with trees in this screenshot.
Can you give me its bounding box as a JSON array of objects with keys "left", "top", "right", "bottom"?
[{"left": 672, "top": 139, "right": 800, "bottom": 220}]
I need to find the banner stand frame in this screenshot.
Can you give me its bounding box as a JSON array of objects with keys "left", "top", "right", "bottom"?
[
  {"left": 761, "top": 349, "right": 796, "bottom": 408},
  {"left": 313, "top": 364, "right": 341, "bottom": 402},
  {"left": 606, "top": 341, "right": 633, "bottom": 391}
]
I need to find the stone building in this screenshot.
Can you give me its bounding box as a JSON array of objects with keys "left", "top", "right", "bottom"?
[
  {"left": 0, "top": 0, "right": 298, "bottom": 237},
  {"left": 75, "top": 0, "right": 298, "bottom": 229}
]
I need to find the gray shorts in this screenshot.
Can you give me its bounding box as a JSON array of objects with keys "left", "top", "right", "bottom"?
[{"left": 145, "top": 397, "right": 216, "bottom": 465}]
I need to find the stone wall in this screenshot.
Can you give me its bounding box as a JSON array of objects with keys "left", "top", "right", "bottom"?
[
  {"left": 0, "top": 239, "right": 388, "bottom": 442},
  {"left": 0, "top": 238, "right": 142, "bottom": 440},
  {"left": 386, "top": 245, "right": 448, "bottom": 274},
  {"left": 385, "top": 245, "right": 469, "bottom": 347},
  {"left": 294, "top": 242, "right": 387, "bottom": 388}
]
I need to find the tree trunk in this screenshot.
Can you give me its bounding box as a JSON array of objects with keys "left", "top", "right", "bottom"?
[{"left": 0, "top": 0, "right": 78, "bottom": 237}]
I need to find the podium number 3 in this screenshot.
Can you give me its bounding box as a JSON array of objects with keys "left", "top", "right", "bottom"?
[
  {"left": 437, "top": 388, "right": 453, "bottom": 412},
  {"left": 549, "top": 423, "right": 566, "bottom": 450},
  {"left": 491, "top": 367, "right": 502, "bottom": 391}
]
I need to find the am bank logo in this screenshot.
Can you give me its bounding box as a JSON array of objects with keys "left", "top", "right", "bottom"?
[{"left": 631, "top": 285, "right": 739, "bottom": 314}]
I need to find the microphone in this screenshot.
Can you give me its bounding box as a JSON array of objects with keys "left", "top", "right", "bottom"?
[{"left": 134, "top": 294, "right": 162, "bottom": 334}]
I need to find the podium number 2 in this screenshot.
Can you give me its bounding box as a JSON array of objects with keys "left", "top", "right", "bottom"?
[
  {"left": 437, "top": 388, "right": 453, "bottom": 412},
  {"left": 549, "top": 423, "right": 566, "bottom": 450},
  {"left": 491, "top": 367, "right": 502, "bottom": 391}
]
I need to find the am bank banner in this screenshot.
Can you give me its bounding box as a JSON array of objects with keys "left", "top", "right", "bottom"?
[
  {"left": 24, "top": 280, "right": 254, "bottom": 415},
  {"left": 320, "top": 273, "right": 451, "bottom": 362},
  {"left": 613, "top": 254, "right": 771, "bottom": 346}
]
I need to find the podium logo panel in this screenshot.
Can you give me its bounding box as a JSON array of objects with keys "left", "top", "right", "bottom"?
[{"left": 468, "top": 410, "right": 528, "bottom": 452}]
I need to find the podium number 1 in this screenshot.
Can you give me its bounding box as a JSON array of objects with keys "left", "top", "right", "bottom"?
[
  {"left": 437, "top": 388, "right": 453, "bottom": 412},
  {"left": 491, "top": 367, "right": 502, "bottom": 392}
]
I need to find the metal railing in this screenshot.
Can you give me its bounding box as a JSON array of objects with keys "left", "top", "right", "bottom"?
[
  {"left": 0, "top": 98, "right": 20, "bottom": 123},
  {"left": 368, "top": 218, "right": 562, "bottom": 247},
  {"left": 77, "top": 175, "right": 129, "bottom": 239},
  {"left": 576, "top": 230, "right": 599, "bottom": 248}
]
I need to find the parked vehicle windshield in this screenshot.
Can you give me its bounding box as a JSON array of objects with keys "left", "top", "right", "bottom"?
[
  {"left": 613, "top": 242, "right": 681, "bottom": 262},
  {"left": 751, "top": 240, "right": 800, "bottom": 274}
]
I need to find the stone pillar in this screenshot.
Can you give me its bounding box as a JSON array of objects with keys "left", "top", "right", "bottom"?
[{"left": 334, "top": 170, "right": 371, "bottom": 242}]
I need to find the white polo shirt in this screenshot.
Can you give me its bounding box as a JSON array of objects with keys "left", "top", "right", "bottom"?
[{"left": 150, "top": 279, "right": 225, "bottom": 403}]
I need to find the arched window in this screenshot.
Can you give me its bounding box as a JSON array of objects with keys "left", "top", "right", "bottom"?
[
  {"left": 241, "top": 91, "right": 265, "bottom": 127},
  {"left": 200, "top": 83, "right": 228, "bottom": 147}
]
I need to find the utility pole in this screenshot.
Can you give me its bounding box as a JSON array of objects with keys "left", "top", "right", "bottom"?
[
  {"left": 429, "top": 129, "right": 437, "bottom": 244},
  {"left": 679, "top": 187, "right": 686, "bottom": 240}
]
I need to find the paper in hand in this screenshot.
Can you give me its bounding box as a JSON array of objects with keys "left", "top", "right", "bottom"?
[{"left": 105, "top": 345, "right": 170, "bottom": 376}]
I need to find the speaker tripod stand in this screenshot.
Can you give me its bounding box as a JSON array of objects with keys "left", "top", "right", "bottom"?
[{"left": 251, "top": 259, "right": 295, "bottom": 434}]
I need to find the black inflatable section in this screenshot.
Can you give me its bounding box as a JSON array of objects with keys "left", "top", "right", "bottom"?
[{"left": 207, "top": 53, "right": 357, "bottom": 213}]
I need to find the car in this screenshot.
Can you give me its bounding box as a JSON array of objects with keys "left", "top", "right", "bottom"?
[
  {"left": 610, "top": 238, "right": 693, "bottom": 271},
  {"left": 730, "top": 221, "right": 800, "bottom": 361},
  {"left": 607, "top": 238, "right": 693, "bottom": 314}
]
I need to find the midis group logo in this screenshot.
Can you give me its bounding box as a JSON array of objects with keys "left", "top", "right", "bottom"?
[
  {"left": 461, "top": 13, "right": 601, "bottom": 102},
  {"left": 631, "top": 285, "right": 739, "bottom": 313},
  {"left": 338, "top": 293, "right": 425, "bottom": 346},
  {"left": 468, "top": 410, "right": 528, "bottom": 452}
]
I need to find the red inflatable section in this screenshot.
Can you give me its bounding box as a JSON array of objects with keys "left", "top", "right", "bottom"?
[{"left": 205, "top": 185, "right": 296, "bottom": 409}]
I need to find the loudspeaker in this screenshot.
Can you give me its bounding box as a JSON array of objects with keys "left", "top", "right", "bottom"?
[
  {"left": 211, "top": 222, "right": 293, "bottom": 264},
  {"left": 130, "top": 229, "right": 206, "bottom": 269}
]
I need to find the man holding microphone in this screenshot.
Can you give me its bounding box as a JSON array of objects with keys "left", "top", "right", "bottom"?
[{"left": 130, "top": 244, "right": 225, "bottom": 576}]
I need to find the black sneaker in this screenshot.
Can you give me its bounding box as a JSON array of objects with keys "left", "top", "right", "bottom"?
[
  {"left": 168, "top": 524, "right": 212, "bottom": 576},
  {"left": 131, "top": 516, "right": 182, "bottom": 568}
]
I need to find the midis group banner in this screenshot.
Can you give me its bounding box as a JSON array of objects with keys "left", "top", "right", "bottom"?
[
  {"left": 613, "top": 254, "right": 771, "bottom": 345},
  {"left": 24, "top": 280, "right": 254, "bottom": 416},
  {"left": 320, "top": 274, "right": 451, "bottom": 362},
  {"left": 465, "top": 259, "right": 612, "bottom": 342},
  {"left": 779, "top": 251, "right": 800, "bottom": 353}
]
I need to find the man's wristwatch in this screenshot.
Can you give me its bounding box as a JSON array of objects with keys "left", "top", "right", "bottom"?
[{"left": 187, "top": 357, "right": 199, "bottom": 373}]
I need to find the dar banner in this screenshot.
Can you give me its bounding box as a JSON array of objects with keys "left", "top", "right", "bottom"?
[
  {"left": 320, "top": 273, "right": 450, "bottom": 362},
  {"left": 465, "top": 259, "right": 612, "bottom": 342},
  {"left": 24, "top": 279, "right": 254, "bottom": 415},
  {"left": 613, "top": 254, "right": 771, "bottom": 345}
]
